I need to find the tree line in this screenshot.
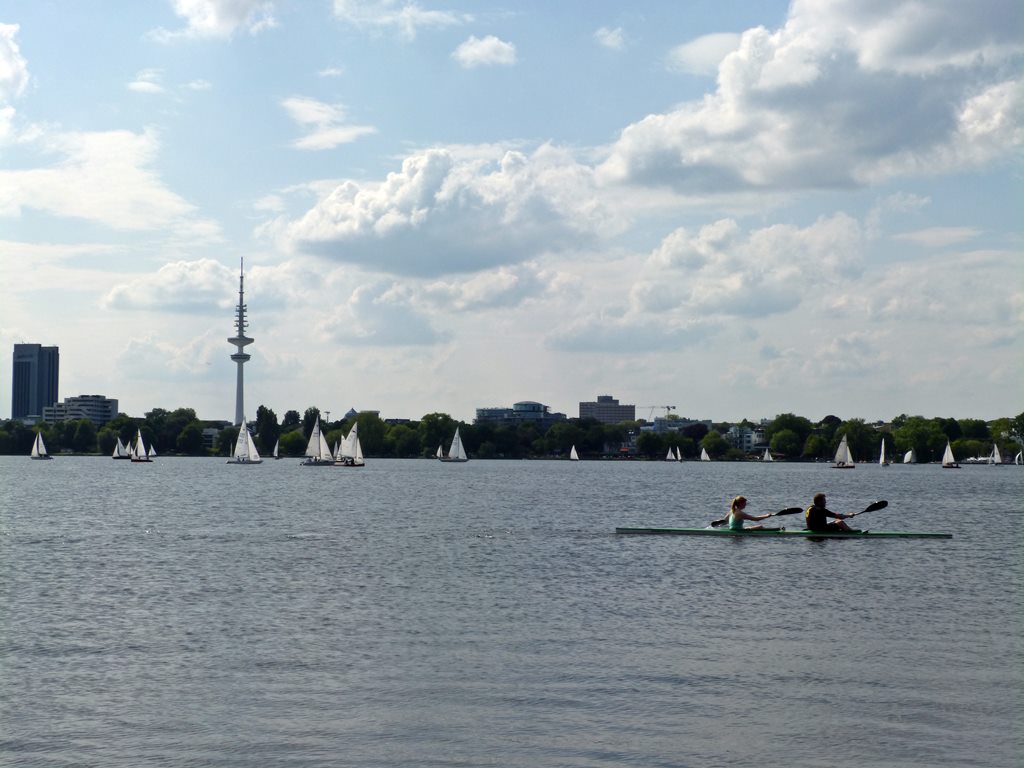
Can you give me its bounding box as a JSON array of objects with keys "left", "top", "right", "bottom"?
[{"left": 1, "top": 406, "right": 1021, "bottom": 462}]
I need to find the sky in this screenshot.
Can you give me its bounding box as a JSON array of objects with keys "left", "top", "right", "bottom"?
[{"left": 1, "top": 0, "right": 1021, "bottom": 424}]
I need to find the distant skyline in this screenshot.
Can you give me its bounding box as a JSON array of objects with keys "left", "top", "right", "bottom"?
[{"left": 1, "top": 1, "right": 1021, "bottom": 423}]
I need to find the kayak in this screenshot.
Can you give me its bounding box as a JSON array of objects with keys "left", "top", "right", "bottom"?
[{"left": 615, "top": 527, "right": 952, "bottom": 539}]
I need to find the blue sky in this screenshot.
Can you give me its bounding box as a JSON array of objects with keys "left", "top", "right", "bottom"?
[{"left": 1, "top": 0, "right": 1021, "bottom": 423}]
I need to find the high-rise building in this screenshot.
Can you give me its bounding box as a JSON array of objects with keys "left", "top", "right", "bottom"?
[
  {"left": 228, "top": 258, "right": 253, "bottom": 425},
  {"left": 579, "top": 394, "right": 635, "bottom": 424},
  {"left": 12, "top": 344, "right": 59, "bottom": 420}
]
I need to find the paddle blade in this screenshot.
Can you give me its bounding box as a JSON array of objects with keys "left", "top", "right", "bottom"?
[
  {"left": 709, "top": 518, "right": 728, "bottom": 528},
  {"left": 774, "top": 507, "right": 805, "bottom": 517},
  {"left": 863, "top": 500, "right": 888, "bottom": 514}
]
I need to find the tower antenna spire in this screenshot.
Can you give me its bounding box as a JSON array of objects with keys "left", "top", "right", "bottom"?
[{"left": 228, "top": 257, "right": 253, "bottom": 425}]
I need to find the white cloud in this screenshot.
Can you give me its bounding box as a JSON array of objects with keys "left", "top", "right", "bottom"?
[
  {"left": 594, "top": 26, "right": 625, "bottom": 51},
  {"left": 103, "top": 258, "right": 236, "bottom": 312},
  {"left": 265, "top": 144, "right": 617, "bottom": 276},
  {"left": 600, "top": 0, "right": 1024, "bottom": 193},
  {"left": 127, "top": 69, "right": 165, "bottom": 94},
  {"left": 452, "top": 35, "right": 517, "bottom": 68},
  {"left": 153, "top": 0, "right": 278, "bottom": 40},
  {"left": 321, "top": 281, "right": 448, "bottom": 345},
  {"left": 184, "top": 79, "right": 213, "bottom": 90},
  {"left": 0, "top": 127, "right": 221, "bottom": 237},
  {"left": 332, "top": 0, "right": 468, "bottom": 40},
  {"left": 0, "top": 23, "right": 29, "bottom": 103},
  {"left": 641, "top": 214, "right": 864, "bottom": 317},
  {"left": 281, "top": 96, "right": 376, "bottom": 150},
  {"left": 318, "top": 67, "right": 345, "bottom": 78},
  {"left": 421, "top": 263, "right": 560, "bottom": 311},
  {"left": 893, "top": 227, "right": 979, "bottom": 247},
  {"left": 666, "top": 32, "right": 740, "bottom": 75}
]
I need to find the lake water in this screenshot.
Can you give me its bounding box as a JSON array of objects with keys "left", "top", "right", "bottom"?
[{"left": 1, "top": 456, "right": 1021, "bottom": 767}]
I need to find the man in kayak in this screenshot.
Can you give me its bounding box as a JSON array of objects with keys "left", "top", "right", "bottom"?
[{"left": 805, "top": 493, "right": 858, "bottom": 532}]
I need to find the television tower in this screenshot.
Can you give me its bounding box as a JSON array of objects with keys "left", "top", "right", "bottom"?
[{"left": 228, "top": 258, "right": 253, "bottom": 426}]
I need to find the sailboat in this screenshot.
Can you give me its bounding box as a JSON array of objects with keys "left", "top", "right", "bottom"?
[
  {"left": 700, "top": 447, "right": 711, "bottom": 462},
  {"left": 227, "top": 419, "right": 262, "bottom": 464},
  {"left": 130, "top": 429, "right": 152, "bottom": 462},
  {"left": 111, "top": 436, "right": 130, "bottom": 459},
  {"left": 569, "top": 445, "right": 580, "bottom": 461},
  {"left": 988, "top": 443, "right": 1003, "bottom": 465},
  {"left": 438, "top": 427, "right": 469, "bottom": 462},
  {"left": 301, "top": 417, "right": 334, "bottom": 465},
  {"left": 675, "top": 447, "right": 682, "bottom": 461},
  {"left": 1016, "top": 450, "right": 1023, "bottom": 466},
  {"left": 762, "top": 448, "right": 773, "bottom": 462},
  {"left": 665, "top": 447, "right": 676, "bottom": 462},
  {"left": 273, "top": 439, "right": 280, "bottom": 460},
  {"left": 941, "top": 440, "right": 960, "bottom": 468},
  {"left": 30, "top": 432, "right": 53, "bottom": 460},
  {"left": 335, "top": 423, "right": 365, "bottom": 467},
  {"left": 879, "top": 438, "right": 890, "bottom": 467},
  {"left": 903, "top": 448, "right": 917, "bottom": 464},
  {"left": 832, "top": 434, "right": 855, "bottom": 469}
]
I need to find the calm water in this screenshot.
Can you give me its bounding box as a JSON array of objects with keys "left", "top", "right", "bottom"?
[{"left": 1, "top": 456, "right": 1021, "bottom": 767}]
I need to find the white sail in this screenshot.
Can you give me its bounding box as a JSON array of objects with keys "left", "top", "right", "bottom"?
[
  {"left": 700, "top": 447, "right": 710, "bottom": 461},
  {"left": 879, "top": 439, "right": 888, "bottom": 465},
  {"left": 337, "top": 423, "right": 365, "bottom": 466},
  {"left": 833, "top": 435, "right": 854, "bottom": 467},
  {"left": 436, "top": 444, "right": 443, "bottom": 459},
  {"left": 942, "top": 441, "right": 957, "bottom": 467},
  {"left": 449, "top": 427, "right": 467, "bottom": 461},
  {"left": 903, "top": 448, "right": 916, "bottom": 464},
  {"left": 318, "top": 430, "right": 332, "bottom": 461},
  {"left": 675, "top": 446, "right": 682, "bottom": 461},
  {"left": 148, "top": 444, "right": 157, "bottom": 459},
  {"left": 112, "top": 436, "right": 129, "bottom": 459},
  {"left": 305, "top": 418, "right": 323, "bottom": 458},
  {"left": 762, "top": 448, "right": 773, "bottom": 462},
  {"left": 230, "top": 419, "right": 262, "bottom": 463},
  {"left": 990, "top": 443, "right": 1002, "bottom": 464},
  {"left": 1016, "top": 451, "right": 1023, "bottom": 465},
  {"left": 30, "top": 432, "right": 50, "bottom": 459},
  {"left": 570, "top": 445, "right": 579, "bottom": 461},
  {"left": 665, "top": 447, "right": 675, "bottom": 461},
  {"left": 131, "top": 429, "right": 147, "bottom": 460},
  {"left": 273, "top": 439, "right": 279, "bottom": 459}
]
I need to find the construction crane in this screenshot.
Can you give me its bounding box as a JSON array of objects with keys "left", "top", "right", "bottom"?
[{"left": 639, "top": 405, "right": 676, "bottom": 422}]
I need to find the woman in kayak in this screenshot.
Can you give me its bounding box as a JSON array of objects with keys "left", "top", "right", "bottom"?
[
  {"left": 726, "top": 496, "right": 774, "bottom": 530},
  {"left": 804, "top": 493, "right": 857, "bottom": 532}
]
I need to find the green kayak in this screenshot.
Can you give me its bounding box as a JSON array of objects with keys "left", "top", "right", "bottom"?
[{"left": 615, "top": 527, "right": 952, "bottom": 539}]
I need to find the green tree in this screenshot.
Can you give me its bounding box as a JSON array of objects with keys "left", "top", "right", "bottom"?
[
  {"left": 802, "top": 434, "right": 828, "bottom": 459},
  {"left": 176, "top": 422, "right": 206, "bottom": 455},
  {"left": 894, "top": 416, "right": 947, "bottom": 462},
  {"left": 255, "top": 405, "right": 280, "bottom": 455},
  {"left": 302, "top": 407, "right": 322, "bottom": 438},
  {"left": 217, "top": 426, "right": 239, "bottom": 456},
  {"left": 701, "top": 431, "right": 729, "bottom": 458},
  {"left": 635, "top": 431, "right": 666, "bottom": 458},
  {"left": 769, "top": 429, "right": 801, "bottom": 458},
  {"left": 384, "top": 424, "right": 421, "bottom": 457},
  {"left": 97, "top": 427, "right": 118, "bottom": 455},
  {"left": 72, "top": 420, "right": 98, "bottom": 452},
  {"left": 354, "top": 412, "right": 387, "bottom": 456},
  {"left": 282, "top": 410, "right": 301, "bottom": 430},
  {"left": 958, "top": 418, "right": 990, "bottom": 440},
  {"left": 418, "top": 412, "right": 457, "bottom": 455},
  {"left": 767, "top": 413, "right": 813, "bottom": 445},
  {"left": 279, "top": 429, "right": 307, "bottom": 457}
]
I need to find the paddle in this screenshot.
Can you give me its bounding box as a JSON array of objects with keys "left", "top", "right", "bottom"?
[
  {"left": 710, "top": 506, "right": 804, "bottom": 528},
  {"left": 846, "top": 499, "right": 888, "bottom": 519}
]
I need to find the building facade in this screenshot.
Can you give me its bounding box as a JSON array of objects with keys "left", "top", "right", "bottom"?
[
  {"left": 579, "top": 395, "right": 635, "bottom": 424},
  {"left": 475, "top": 401, "right": 567, "bottom": 430},
  {"left": 12, "top": 343, "right": 59, "bottom": 420},
  {"left": 42, "top": 395, "right": 119, "bottom": 426}
]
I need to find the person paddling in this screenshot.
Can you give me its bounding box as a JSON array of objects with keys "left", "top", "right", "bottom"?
[
  {"left": 805, "top": 493, "right": 857, "bottom": 532},
  {"left": 725, "top": 496, "right": 774, "bottom": 530}
]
